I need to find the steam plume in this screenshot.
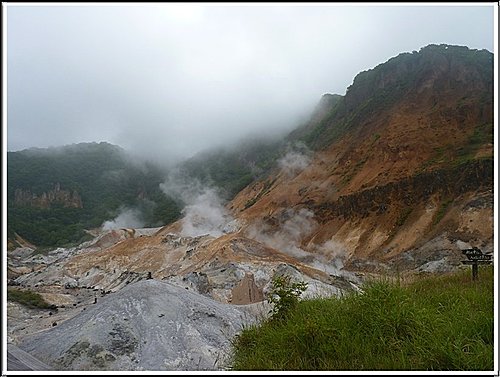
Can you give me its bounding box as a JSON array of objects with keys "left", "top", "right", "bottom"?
[
  {"left": 278, "top": 143, "right": 312, "bottom": 177},
  {"left": 159, "top": 171, "right": 234, "bottom": 237},
  {"left": 246, "top": 208, "right": 317, "bottom": 259},
  {"left": 102, "top": 206, "right": 145, "bottom": 230}
]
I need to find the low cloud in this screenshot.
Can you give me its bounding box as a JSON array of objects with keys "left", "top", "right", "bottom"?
[{"left": 8, "top": 6, "right": 494, "bottom": 162}]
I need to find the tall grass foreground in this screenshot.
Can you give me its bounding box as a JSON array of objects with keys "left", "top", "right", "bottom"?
[{"left": 230, "top": 266, "right": 494, "bottom": 371}]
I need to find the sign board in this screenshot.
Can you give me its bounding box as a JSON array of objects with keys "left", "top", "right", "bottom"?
[
  {"left": 468, "top": 254, "right": 492, "bottom": 261},
  {"left": 462, "top": 247, "right": 492, "bottom": 261},
  {"left": 461, "top": 247, "right": 493, "bottom": 281},
  {"left": 461, "top": 260, "right": 493, "bottom": 265}
]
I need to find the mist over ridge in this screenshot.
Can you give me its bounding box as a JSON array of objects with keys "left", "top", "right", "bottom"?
[{"left": 6, "top": 4, "right": 494, "bottom": 163}]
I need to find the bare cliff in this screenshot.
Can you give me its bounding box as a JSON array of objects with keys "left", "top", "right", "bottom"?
[{"left": 14, "top": 183, "right": 83, "bottom": 209}]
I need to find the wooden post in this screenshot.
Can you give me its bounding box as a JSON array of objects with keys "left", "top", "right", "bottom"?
[{"left": 472, "top": 262, "right": 478, "bottom": 281}]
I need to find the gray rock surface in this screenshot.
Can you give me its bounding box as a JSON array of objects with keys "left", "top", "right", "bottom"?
[
  {"left": 8, "top": 343, "right": 53, "bottom": 371},
  {"left": 18, "top": 279, "right": 258, "bottom": 371}
]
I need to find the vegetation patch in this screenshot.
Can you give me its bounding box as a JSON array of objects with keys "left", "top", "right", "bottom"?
[
  {"left": 434, "top": 198, "right": 453, "bottom": 225},
  {"left": 267, "top": 275, "right": 308, "bottom": 321},
  {"left": 396, "top": 206, "right": 413, "bottom": 227},
  {"left": 453, "top": 123, "right": 493, "bottom": 167},
  {"left": 7, "top": 288, "right": 57, "bottom": 310},
  {"left": 230, "top": 267, "right": 493, "bottom": 371},
  {"left": 419, "top": 122, "right": 493, "bottom": 174}
]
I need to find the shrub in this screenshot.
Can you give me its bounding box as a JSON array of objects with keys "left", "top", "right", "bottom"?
[{"left": 268, "top": 275, "right": 308, "bottom": 320}]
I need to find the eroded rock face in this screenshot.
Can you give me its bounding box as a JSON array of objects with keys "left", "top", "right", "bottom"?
[
  {"left": 231, "top": 273, "right": 264, "bottom": 305},
  {"left": 18, "top": 280, "right": 259, "bottom": 371},
  {"left": 312, "top": 159, "right": 493, "bottom": 222},
  {"left": 14, "top": 183, "right": 83, "bottom": 209}
]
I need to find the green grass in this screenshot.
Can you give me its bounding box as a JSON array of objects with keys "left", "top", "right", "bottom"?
[
  {"left": 230, "top": 267, "right": 493, "bottom": 371},
  {"left": 418, "top": 122, "right": 493, "bottom": 174},
  {"left": 7, "top": 288, "right": 57, "bottom": 310},
  {"left": 396, "top": 206, "right": 413, "bottom": 227},
  {"left": 453, "top": 123, "right": 493, "bottom": 167},
  {"left": 434, "top": 198, "right": 453, "bottom": 225}
]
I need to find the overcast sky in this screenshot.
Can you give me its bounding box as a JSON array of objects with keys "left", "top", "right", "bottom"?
[{"left": 5, "top": 3, "right": 495, "bottom": 162}]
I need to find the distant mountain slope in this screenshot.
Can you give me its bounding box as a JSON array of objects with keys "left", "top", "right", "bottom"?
[
  {"left": 7, "top": 137, "right": 288, "bottom": 249},
  {"left": 176, "top": 137, "right": 284, "bottom": 200},
  {"left": 293, "top": 44, "right": 492, "bottom": 152},
  {"left": 7, "top": 142, "right": 181, "bottom": 248}
]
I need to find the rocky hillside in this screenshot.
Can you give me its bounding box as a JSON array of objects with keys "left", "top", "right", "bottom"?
[
  {"left": 231, "top": 44, "right": 493, "bottom": 272},
  {"left": 16, "top": 280, "right": 261, "bottom": 371}
]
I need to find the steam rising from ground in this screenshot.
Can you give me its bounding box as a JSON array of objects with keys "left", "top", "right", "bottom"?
[
  {"left": 160, "top": 172, "right": 233, "bottom": 237},
  {"left": 102, "top": 207, "right": 145, "bottom": 230},
  {"left": 157, "top": 150, "right": 351, "bottom": 278},
  {"left": 246, "top": 208, "right": 351, "bottom": 277},
  {"left": 278, "top": 143, "right": 312, "bottom": 177},
  {"left": 309, "top": 239, "right": 350, "bottom": 277},
  {"left": 180, "top": 188, "right": 232, "bottom": 237},
  {"left": 246, "top": 208, "right": 316, "bottom": 259},
  {"left": 278, "top": 151, "right": 311, "bottom": 177}
]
